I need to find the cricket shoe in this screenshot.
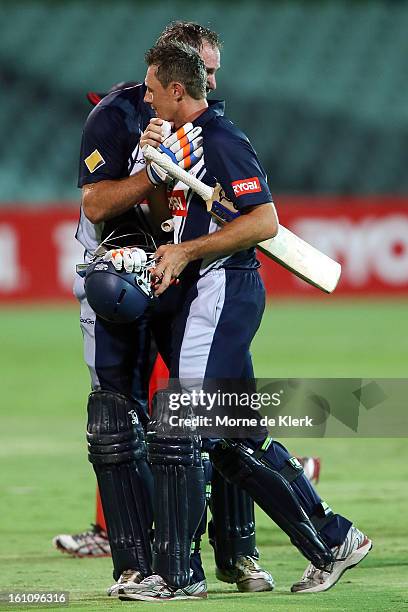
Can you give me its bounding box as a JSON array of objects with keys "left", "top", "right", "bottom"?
[
  {"left": 107, "top": 569, "right": 144, "bottom": 597},
  {"left": 297, "top": 456, "right": 321, "bottom": 484},
  {"left": 291, "top": 525, "right": 372, "bottom": 593},
  {"left": 216, "top": 555, "right": 275, "bottom": 592},
  {"left": 118, "top": 574, "right": 207, "bottom": 601},
  {"left": 52, "top": 524, "right": 110, "bottom": 558}
]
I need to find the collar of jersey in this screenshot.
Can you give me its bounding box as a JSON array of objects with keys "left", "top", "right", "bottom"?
[{"left": 192, "top": 100, "right": 225, "bottom": 128}]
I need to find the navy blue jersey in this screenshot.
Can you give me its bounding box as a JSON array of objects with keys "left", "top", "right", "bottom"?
[
  {"left": 169, "top": 103, "right": 273, "bottom": 277},
  {"left": 76, "top": 84, "right": 155, "bottom": 257},
  {"left": 78, "top": 84, "right": 152, "bottom": 186}
]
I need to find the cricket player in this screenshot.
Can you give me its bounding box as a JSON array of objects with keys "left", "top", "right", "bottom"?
[
  {"left": 55, "top": 22, "right": 275, "bottom": 597},
  {"left": 110, "top": 41, "right": 372, "bottom": 601}
]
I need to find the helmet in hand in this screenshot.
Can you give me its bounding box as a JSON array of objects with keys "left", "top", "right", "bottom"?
[{"left": 84, "top": 260, "right": 153, "bottom": 323}]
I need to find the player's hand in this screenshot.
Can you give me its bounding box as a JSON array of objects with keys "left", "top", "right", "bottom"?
[
  {"left": 103, "top": 247, "right": 147, "bottom": 273},
  {"left": 149, "top": 243, "right": 190, "bottom": 295},
  {"left": 144, "top": 122, "right": 203, "bottom": 186},
  {"left": 160, "top": 123, "right": 203, "bottom": 170},
  {"left": 140, "top": 118, "right": 171, "bottom": 149}
]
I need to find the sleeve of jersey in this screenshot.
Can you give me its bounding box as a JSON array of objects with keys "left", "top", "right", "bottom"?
[
  {"left": 77, "top": 107, "right": 128, "bottom": 187},
  {"left": 204, "top": 129, "right": 272, "bottom": 211}
]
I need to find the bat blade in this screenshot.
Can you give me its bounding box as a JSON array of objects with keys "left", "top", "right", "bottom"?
[
  {"left": 142, "top": 144, "right": 341, "bottom": 293},
  {"left": 258, "top": 226, "right": 341, "bottom": 293}
]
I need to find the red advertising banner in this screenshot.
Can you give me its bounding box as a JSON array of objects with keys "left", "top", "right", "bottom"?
[
  {"left": 261, "top": 196, "right": 408, "bottom": 297},
  {"left": 0, "top": 197, "right": 407, "bottom": 302},
  {"left": 0, "top": 207, "right": 82, "bottom": 302}
]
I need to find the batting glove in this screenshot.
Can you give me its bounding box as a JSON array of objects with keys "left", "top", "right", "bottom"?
[
  {"left": 146, "top": 122, "right": 203, "bottom": 186},
  {"left": 103, "top": 247, "right": 148, "bottom": 273}
]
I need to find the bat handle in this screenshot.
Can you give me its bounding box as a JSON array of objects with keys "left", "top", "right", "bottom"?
[
  {"left": 143, "top": 144, "right": 213, "bottom": 201},
  {"left": 161, "top": 219, "right": 175, "bottom": 232}
]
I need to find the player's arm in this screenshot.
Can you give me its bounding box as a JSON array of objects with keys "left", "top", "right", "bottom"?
[
  {"left": 181, "top": 202, "right": 277, "bottom": 257},
  {"left": 152, "top": 203, "right": 277, "bottom": 294},
  {"left": 80, "top": 115, "right": 201, "bottom": 224},
  {"left": 81, "top": 172, "right": 153, "bottom": 224},
  {"left": 82, "top": 117, "right": 167, "bottom": 223}
]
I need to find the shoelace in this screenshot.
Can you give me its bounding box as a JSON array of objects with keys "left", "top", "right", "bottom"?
[
  {"left": 304, "top": 559, "right": 335, "bottom": 582},
  {"left": 120, "top": 570, "right": 140, "bottom": 583},
  {"left": 140, "top": 574, "right": 164, "bottom": 586},
  {"left": 240, "top": 556, "right": 259, "bottom": 572},
  {"left": 304, "top": 564, "right": 317, "bottom": 580},
  {"left": 72, "top": 525, "right": 101, "bottom": 542}
]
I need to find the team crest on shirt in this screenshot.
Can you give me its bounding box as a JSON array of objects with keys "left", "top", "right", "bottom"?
[
  {"left": 168, "top": 189, "right": 187, "bottom": 216},
  {"left": 231, "top": 176, "right": 261, "bottom": 197},
  {"left": 84, "top": 149, "right": 106, "bottom": 173}
]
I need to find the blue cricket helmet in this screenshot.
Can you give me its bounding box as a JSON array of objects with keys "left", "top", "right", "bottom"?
[{"left": 84, "top": 261, "right": 153, "bottom": 324}]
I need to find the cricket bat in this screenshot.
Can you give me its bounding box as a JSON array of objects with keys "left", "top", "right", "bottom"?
[{"left": 143, "top": 145, "right": 341, "bottom": 293}]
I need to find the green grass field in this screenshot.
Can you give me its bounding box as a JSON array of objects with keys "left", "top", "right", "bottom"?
[{"left": 1, "top": 300, "right": 407, "bottom": 611}]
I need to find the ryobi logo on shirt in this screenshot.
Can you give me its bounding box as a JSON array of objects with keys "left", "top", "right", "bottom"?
[{"left": 231, "top": 177, "right": 261, "bottom": 197}]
